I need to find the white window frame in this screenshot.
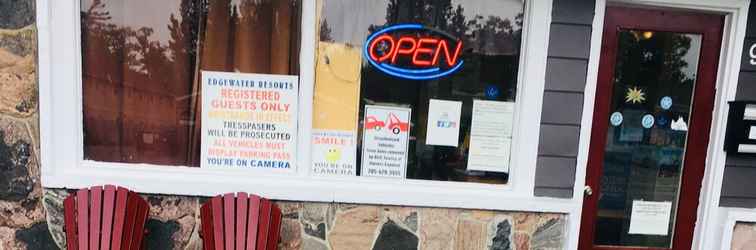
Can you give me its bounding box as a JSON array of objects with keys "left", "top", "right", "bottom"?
[{"left": 37, "top": 0, "right": 562, "bottom": 212}]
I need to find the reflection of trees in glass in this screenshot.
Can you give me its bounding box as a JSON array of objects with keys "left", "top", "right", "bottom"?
[
  {"left": 465, "top": 13, "right": 523, "bottom": 54},
  {"left": 169, "top": 0, "right": 202, "bottom": 73},
  {"left": 353, "top": 1, "right": 524, "bottom": 183},
  {"left": 364, "top": 0, "right": 523, "bottom": 55},
  {"left": 320, "top": 18, "right": 334, "bottom": 42},
  {"left": 613, "top": 31, "right": 696, "bottom": 115},
  {"left": 83, "top": 0, "right": 300, "bottom": 165},
  {"left": 82, "top": 0, "right": 202, "bottom": 84},
  {"left": 81, "top": 0, "right": 203, "bottom": 165},
  {"left": 615, "top": 31, "right": 695, "bottom": 88},
  {"left": 358, "top": 0, "right": 525, "bottom": 100}
]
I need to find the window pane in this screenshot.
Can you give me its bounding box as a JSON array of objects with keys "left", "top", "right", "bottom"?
[
  {"left": 593, "top": 30, "right": 702, "bottom": 248},
  {"left": 312, "top": 0, "right": 524, "bottom": 183},
  {"left": 81, "top": 0, "right": 301, "bottom": 166}
]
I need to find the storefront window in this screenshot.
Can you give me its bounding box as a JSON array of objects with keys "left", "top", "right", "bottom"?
[
  {"left": 79, "top": 0, "right": 527, "bottom": 184},
  {"left": 80, "top": 0, "right": 301, "bottom": 166},
  {"left": 312, "top": 0, "right": 524, "bottom": 184},
  {"left": 44, "top": 0, "right": 559, "bottom": 208}
]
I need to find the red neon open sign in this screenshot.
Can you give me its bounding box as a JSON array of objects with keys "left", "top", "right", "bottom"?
[
  {"left": 364, "top": 24, "right": 464, "bottom": 80},
  {"left": 368, "top": 36, "right": 463, "bottom": 67}
]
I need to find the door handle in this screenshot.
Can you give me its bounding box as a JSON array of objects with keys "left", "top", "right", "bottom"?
[{"left": 584, "top": 186, "right": 593, "bottom": 196}]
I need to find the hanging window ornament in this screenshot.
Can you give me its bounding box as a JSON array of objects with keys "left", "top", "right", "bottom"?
[
  {"left": 625, "top": 86, "right": 646, "bottom": 104},
  {"left": 671, "top": 116, "right": 688, "bottom": 131},
  {"left": 642, "top": 114, "right": 655, "bottom": 129},
  {"left": 660, "top": 96, "right": 673, "bottom": 110},
  {"left": 610, "top": 112, "right": 623, "bottom": 126}
]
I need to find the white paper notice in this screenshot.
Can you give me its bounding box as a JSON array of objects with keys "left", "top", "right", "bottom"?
[
  {"left": 467, "top": 100, "right": 515, "bottom": 173},
  {"left": 745, "top": 104, "right": 756, "bottom": 120},
  {"left": 200, "top": 71, "right": 298, "bottom": 173},
  {"left": 361, "top": 105, "right": 411, "bottom": 178},
  {"left": 426, "top": 99, "right": 462, "bottom": 147},
  {"left": 311, "top": 129, "right": 357, "bottom": 176},
  {"left": 628, "top": 200, "right": 673, "bottom": 236},
  {"left": 749, "top": 126, "right": 756, "bottom": 140}
]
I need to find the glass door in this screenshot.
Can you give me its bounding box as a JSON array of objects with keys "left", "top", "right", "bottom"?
[{"left": 579, "top": 6, "right": 723, "bottom": 250}]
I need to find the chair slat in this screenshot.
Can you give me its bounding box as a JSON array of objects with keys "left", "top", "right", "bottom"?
[
  {"left": 256, "top": 199, "right": 272, "bottom": 250},
  {"left": 120, "top": 193, "right": 139, "bottom": 250},
  {"left": 100, "top": 185, "right": 116, "bottom": 250},
  {"left": 130, "top": 198, "right": 149, "bottom": 250},
  {"left": 201, "top": 194, "right": 283, "bottom": 250},
  {"left": 245, "top": 196, "right": 261, "bottom": 250},
  {"left": 224, "top": 193, "right": 235, "bottom": 250},
  {"left": 64, "top": 195, "right": 79, "bottom": 250},
  {"left": 266, "top": 205, "right": 282, "bottom": 250},
  {"left": 111, "top": 187, "right": 128, "bottom": 250},
  {"left": 211, "top": 196, "right": 225, "bottom": 250},
  {"left": 90, "top": 186, "right": 103, "bottom": 250},
  {"left": 64, "top": 186, "right": 150, "bottom": 250},
  {"left": 235, "top": 193, "right": 249, "bottom": 250},
  {"left": 77, "top": 189, "right": 90, "bottom": 250},
  {"left": 200, "top": 202, "right": 216, "bottom": 250}
]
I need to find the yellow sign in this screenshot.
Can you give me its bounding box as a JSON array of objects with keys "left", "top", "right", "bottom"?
[{"left": 312, "top": 42, "right": 362, "bottom": 130}]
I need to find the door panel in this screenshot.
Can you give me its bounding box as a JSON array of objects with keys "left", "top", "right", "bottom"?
[
  {"left": 578, "top": 6, "right": 723, "bottom": 250},
  {"left": 592, "top": 29, "right": 701, "bottom": 248}
]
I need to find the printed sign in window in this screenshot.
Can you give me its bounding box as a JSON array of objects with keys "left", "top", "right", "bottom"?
[
  {"left": 628, "top": 200, "right": 672, "bottom": 236},
  {"left": 200, "top": 71, "right": 299, "bottom": 172},
  {"left": 467, "top": 100, "right": 514, "bottom": 173},
  {"left": 426, "top": 99, "right": 462, "bottom": 147},
  {"left": 311, "top": 130, "right": 357, "bottom": 176},
  {"left": 361, "top": 106, "right": 411, "bottom": 178}
]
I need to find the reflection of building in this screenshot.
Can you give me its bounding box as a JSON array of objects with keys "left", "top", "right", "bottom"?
[
  {"left": 83, "top": 75, "right": 190, "bottom": 165},
  {"left": 81, "top": 11, "right": 194, "bottom": 165}
]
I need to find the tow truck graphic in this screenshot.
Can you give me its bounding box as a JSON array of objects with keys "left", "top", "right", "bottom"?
[
  {"left": 365, "top": 115, "right": 386, "bottom": 131},
  {"left": 387, "top": 113, "right": 409, "bottom": 134},
  {"left": 365, "top": 113, "right": 409, "bottom": 134}
]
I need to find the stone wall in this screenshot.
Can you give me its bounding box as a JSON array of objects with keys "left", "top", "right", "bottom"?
[
  {"left": 39, "top": 196, "right": 566, "bottom": 250},
  {"left": 731, "top": 222, "right": 756, "bottom": 250},
  {"left": 0, "top": 1, "right": 566, "bottom": 249}
]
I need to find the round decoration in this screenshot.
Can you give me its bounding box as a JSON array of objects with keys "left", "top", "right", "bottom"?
[
  {"left": 625, "top": 86, "right": 646, "bottom": 104},
  {"left": 610, "top": 112, "right": 623, "bottom": 126},
  {"left": 642, "top": 114, "right": 655, "bottom": 129},
  {"left": 660, "top": 96, "right": 673, "bottom": 110},
  {"left": 485, "top": 85, "right": 500, "bottom": 99}
]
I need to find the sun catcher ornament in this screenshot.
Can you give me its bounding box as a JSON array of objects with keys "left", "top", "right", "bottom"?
[{"left": 625, "top": 86, "right": 646, "bottom": 104}]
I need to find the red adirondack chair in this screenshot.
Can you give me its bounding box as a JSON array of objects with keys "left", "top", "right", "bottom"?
[
  {"left": 200, "top": 192, "right": 282, "bottom": 250},
  {"left": 63, "top": 185, "right": 150, "bottom": 250}
]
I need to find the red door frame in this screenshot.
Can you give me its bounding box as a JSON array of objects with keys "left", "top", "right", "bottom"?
[{"left": 578, "top": 6, "right": 723, "bottom": 250}]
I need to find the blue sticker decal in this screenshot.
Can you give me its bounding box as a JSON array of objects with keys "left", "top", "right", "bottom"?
[
  {"left": 660, "top": 96, "right": 673, "bottom": 110},
  {"left": 642, "top": 114, "right": 655, "bottom": 129},
  {"left": 610, "top": 112, "right": 623, "bottom": 126},
  {"left": 485, "top": 85, "right": 500, "bottom": 99}
]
